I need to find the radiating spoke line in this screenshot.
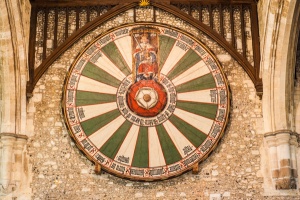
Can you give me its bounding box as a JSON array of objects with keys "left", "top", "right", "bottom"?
[
  {"left": 93, "top": 53, "right": 127, "bottom": 81},
  {"left": 76, "top": 91, "right": 116, "bottom": 107},
  {"left": 176, "top": 101, "right": 218, "bottom": 120},
  {"left": 155, "top": 124, "right": 182, "bottom": 165},
  {"left": 78, "top": 102, "right": 117, "bottom": 121},
  {"left": 114, "top": 36, "right": 133, "bottom": 71},
  {"left": 99, "top": 120, "right": 132, "bottom": 159},
  {"left": 159, "top": 122, "right": 194, "bottom": 159},
  {"left": 175, "top": 73, "right": 216, "bottom": 93},
  {"left": 159, "top": 35, "right": 176, "bottom": 69},
  {"left": 131, "top": 127, "right": 149, "bottom": 168},
  {"left": 168, "top": 115, "right": 207, "bottom": 147},
  {"left": 160, "top": 41, "right": 189, "bottom": 75},
  {"left": 88, "top": 115, "right": 126, "bottom": 148},
  {"left": 174, "top": 108, "right": 214, "bottom": 135},
  {"left": 81, "top": 109, "right": 120, "bottom": 137},
  {"left": 148, "top": 127, "right": 166, "bottom": 167},
  {"left": 177, "top": 89, "right": 217, "bottom": 104},
  {"left": 101, "top": 42, "right": 131, "bottom": 76},
  {"left": 81, "top": 62, "right": 121, "bottom": 88},
  {"left": 172, "top": 60, "right": 209, "bottom": 86},
  {"left": 167, "top": 49, "right": 201, "bottom": 80},
  {"left": 114, "top": 124, "right": 140, "bottom": 166},
  {"left": 77, "top": 76, "right": 118, "bottom": 94}
]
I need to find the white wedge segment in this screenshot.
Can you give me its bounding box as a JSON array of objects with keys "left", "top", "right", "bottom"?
[
  {"left": 148, "top": 127, "right": 166, "bottom": 167},
  {"left": 79, "top": 102, "right": 117, "bottom": 122},
  {"left": 94, "top": 52, "right": 126, "bottom": 81},
  {"left": 114, "top": 36, "right": 133, "bottom": 71},
  {"left": 77, "top": 76, "right": 117, "bottom": 94},
  {"left": 160, "top": 44, "right": 189, "bottom": 75},
  {"left": 174, "top": 108, "right": 213, "bottom": 135},
  {"left": 88, "top": 116, "right": 126, "bottom": 149},
  {"left": 114, "top": 124, "right": 140, "bottom": 165},
  {"left": 163, "top": 120, "right": 196, "bottom": 157},
  {"left": 172, "top": 60, "right": 209, "bottom": 86},
  {"left": 177, "top": 89, "right": 216, "bottom": 104}
]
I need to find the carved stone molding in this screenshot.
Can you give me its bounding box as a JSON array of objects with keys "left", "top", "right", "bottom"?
[
  {"left": 0, "top": 133, "right": 28, "bottom": 197},
  {"left": 264, "top": 130, "right": 299, "bottom": 190},
  {"left": 275, "top": 178, "right": 297, "bottom": 190}
]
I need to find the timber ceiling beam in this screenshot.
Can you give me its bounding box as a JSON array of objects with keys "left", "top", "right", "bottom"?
[
  {"left": 29, "top": 0, "right": 258, "bottom": 7},
  {"left": 27, "top": 1, "right": 262, "bottom": 97}
]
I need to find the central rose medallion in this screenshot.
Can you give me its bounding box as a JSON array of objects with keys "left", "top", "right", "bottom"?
[
  {"left": 127, "top": 80, "right": 167, "bottom": 117},
  {"left": 135, "top": 87, "right": 158, "bottom": 109},
  {"left": 116, "top": 74, "right": 176, "bottom": 127}
]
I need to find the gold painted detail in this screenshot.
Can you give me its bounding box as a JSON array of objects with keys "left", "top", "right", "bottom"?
[{"left": 139, "top": 0, "right": 150, "bottom": 7}]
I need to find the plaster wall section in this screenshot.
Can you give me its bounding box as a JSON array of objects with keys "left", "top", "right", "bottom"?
[{"left": 26, "top": 6, "right": 290, "bottom": 200}]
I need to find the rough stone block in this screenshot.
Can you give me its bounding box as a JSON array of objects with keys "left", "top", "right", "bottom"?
[
  {"left": 280, "top": 159, "right": 290, "bottom": 167},
  {"left": 271, "top": 169, "right": 279, "bottom": 178},
  {"left": 279, "top": 167, "right": 291, "bottom": 178}
]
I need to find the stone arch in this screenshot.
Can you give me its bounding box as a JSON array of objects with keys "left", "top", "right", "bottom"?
[
  {"left": 0, "top": 0, "right": 17, "bottom": 134},
  {"left": 294, "top": 40, "right": 300, "bottom": 133},
  {"left": 0, "top": 0, "right": 29, "bottom": 136},
  {"left": 261, "top": 0, "right": 300, "bottom": 133},
  {"left": 273, "top": 0, "right": 300, "bottom": 131},
  {"left": 0, "top": 57, "right": 2, "bottom": 131},
  {"left": 0, "top": 0, "right": 30, "bottom": 196},
  {"left": 293, "top": 16, "right": 300, "bottom": 135},
  {"left": 261, "top": 0, "right": 300, "bottom": 191}
]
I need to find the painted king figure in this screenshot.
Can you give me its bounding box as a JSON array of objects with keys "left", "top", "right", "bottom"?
[{"left": 133, "top": 32, "right": 158, "bottom": 81}]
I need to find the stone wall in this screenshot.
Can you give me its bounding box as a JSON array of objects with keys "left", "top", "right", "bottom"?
[{"left": 25, "top": 7, "right": 278, "bottom": 199}]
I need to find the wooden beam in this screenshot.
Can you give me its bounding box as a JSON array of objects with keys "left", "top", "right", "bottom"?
[
  {"left": 65, "top": 7, "right": 69, "bottom": 39},
  {"left": 29, "top": 0, "right": 257, "bottom": 7},
  {"left": 153, "top": 6, "right": 156, "bottom": 22},
  {"left": 30, "top": 3, "right": 138, "bottom": 93},
  {"left": 219, "top": 4, "right": 224, "bottom": 37},
  {"left": 76, "top": 7, "right": 79, "bottom": 30},
  {"left": 27, "top": 5, "right": 37, "bottom": 97},
  {"left": 192, "top": 163, "right": 199, "bottom": 174},
  {"left": 27, "top": 1, "right": 262, "bottom": 96},
  {"left": 133, "top": 6, "right": 136, "bottom": 22},
  {"left": 153, "top": 2, "right": 257, "bottom": 85},
  {"left": 240, "top": 5, "right": 247, "bottom": 58},
  {"left": 87, "top": 6, "right": 91, "bottom": 23},
  {"left": 230, "top": 5, "right": 235, "bottom": 48},
  {"left": 42, "top": 8, "right": 48, "bottom": 60},
  {"left": 250, "top": 2, "right": 262, "bottom": 96},
  {"left": 94, "top": 163, "right": 101, "bottom": 174},
  {"left": 53, "top": 8, "right": 58, "bottom": 49},
  {"left": 208, "top": 4, "right": 213, "bottom": 28}
]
